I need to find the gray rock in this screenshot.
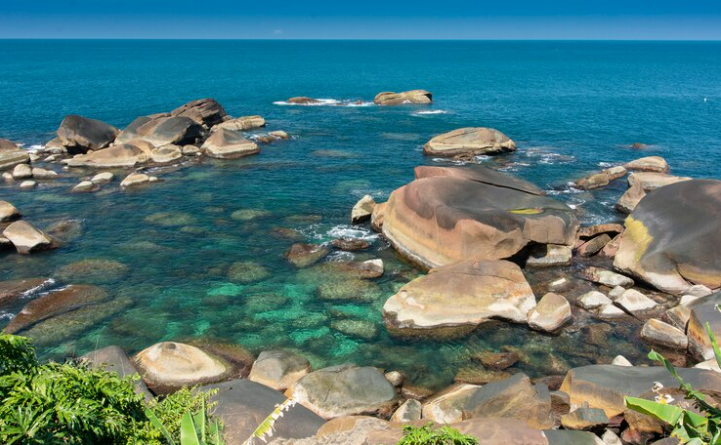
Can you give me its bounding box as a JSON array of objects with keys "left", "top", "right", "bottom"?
[
  {"left": 561, "top": 407, "right": 609, "bottom": 431},
  {"left": 390, "top": 399, "right": 422, "bottom": 422},
  {"left": 615, "top": 289, "right": 657, "bottom": 314},
  {"left": 640, "top": 319, "right": 688, "bottom": 350},
  {"left": 81, "top": 346, "right": 153, "bottom": 400},
  {"left": 56, "top": 115, "right": 119, "bottom": 154},
  {"left": 249, "top": 350, "right": 311, "bottom": 391}
]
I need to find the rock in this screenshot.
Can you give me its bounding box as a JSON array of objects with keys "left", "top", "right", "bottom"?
[
  {"left": 287, "top": 97, "right": 321, "bottom": 105},
  {"left": 414, "top": 165, "right": 545, "bottom": 195},
  {"left": 12, "top": 163, "right": 32, "bottom": 179},
  {"left": 249, "top": 350, "right": 311, "bottom": 391},
  {"left": 203, "top": 379, "right": 325, "bottom": 443},
  {"left": 134, "top": 342, "right": 234, "bottom": 394},
  {"left": 550, "top": 390, "right": 571, "bottom": 417},
  {"left": 561, "top": 408, "right": 609, "bottom": 431},
  {"left": 331, "top": 238, "right": 370, "bottom": 251},
  {"left": 286, "top": 243, "right": 329, "bottom": 268},
  {"left": 202, "top": 128, "right": 260, "bottom": 159},
  {"left": 316, "top": 279, "right": 379, "bottom": 302},
  {"left": 31, "top": 168, "right": 58, "bottom": 179},
  {"left": 115, "top": 116, "right": 156, "bottom": 143},
  {"left": 463, "top": 373, "right": 554, "bottom": 429},
  {"left": 578, "top": 223, "right": 624, "bottom": 239},
  {"left": 2, "top": 221, "right": 54, "bottom": 254},
  {"left": 599, "top": 234, "right": 622, "bottom": 258},
  {"left": 383, "top": 260, "right": 536, "bottom": 336},
  {"left": 3, "top": 285, "right": 109, "bottom": 334},
  {"left": 422, "top": 383, "right": 482, "bottom": 423},
  {"left": 615, "top": 289, "right": 657, "bottom": 314},
  {"left": 625, "top": 156, "right": 669, "bottom": 173},
  {"left": 527, "top": 292, "right": 573, "bottom": 333},
  {"left": 374, "top": 90, "right": 432, "bottom": 105},
  {"left": 181, "top": 145, "right": 200, "bottom": 155},
  {"left": 72, "top": 181, "right": 96, "bottom": 193},
  {"left": 0, "top": 142, "right": 29, "bottom": 170},
  {"left": 120, "top": 172, "right": 150, "bottom": 188},
  {"left": 597, "top": 304, "right": 626, "bottom": 319},
  {"left": 213, "top": 115, "right": 266, "bottom": 132},
  {"left": 19, "top": 180, "right": 36, "bottom": 189},
  {"left": 547, "top": 277, "right": 572, "bottom": 293},
  {"left": 390, "top": 399, "right": 421, "bottom": 422},
  {"left": 575, "top": 167, "right": 627, "bottom": 190},
  {"left": 614, "top": 180, "right": 721, "bottom": 294},
  {"left": 686, "top": 293, "right": 721, "bottom": 361},
  {"left": 640, "top": 319, "right": 688, "bottom": 350},
  {"left": 287, "top": 364, "right": 397, "bottom": 419},
  {"left": 170, "top": 98, "right": 228, "bottom": 127},
  {"left": 615, "top": 181, "right": 646, "bottom": 214},
  {"left": 149, "top": 144, "right": 182, "bottom": 163},
  {"left": 0, "top": 201, "right": 21, "bottom": 222},
  {"left": 560, "top": 364, "right": 721, "bottom": 420},
  {"left": 228, "top": 261, "right": 271, "bottom": 283},
  {"left": 370, "top": 201, "right": 386, "bottom": 232},
  {"left": 63, "top": 141, "right": 153, "bottom": 168},
  {"left": 423, "top": 127, "right": 516, "bottom": 157},
  {"left": 141, "top": 116, "right": 205, "bottom": 147},
  {"left": 230, "top": 208, "right": 272, "bottom": 221},
  {"left": 334, "top": 259, "right": 384, "bottom": 279},
  {"left": 453, "top": 367, "right": 512, "bottom": 385},
  {"left": 2, "top": 172, "right": 13, "bottom": 182},
  {"left": 0, "top": 278, "right": 50, "bottom": 309},
  {"left": 351, "top": 195, "right": 375, "bottom": 224},
  {"left": 269, "top": 130, "right": 290, "bottom": 140},
  {"left": 577, "top": 291, "right": 612, "bottom": 310},
  {"left": 382, "top": 166, "right": 578, "bottom": 268},
  {"left": 612, "top": 355, "right": 633, "bottom": 366},
  {"left": 81, "top": 346, "right": 153, "bottom": 400},
  {"left": 628, "top": 172, "right": 691, "bottom": 191},
  {"left": 577, "top": 234, "right": 612, "bottom": 257},
  {"left": 56, "top": 115, "right": 119, "bottom": 153},
  {"left": 331, "top": 319, "right": 379, "bottom": 340},
  {"left": 56, "top": 258, "right": 129, "bottom": 284},
  {"left": 472, "top": 351, "right": 518, "bottom": 371},
  {"left": 526, "top": 244, "right": 573, "bottom": 268},
  {"left": 91, "top": 172, "right": 114, "bottom": 184},
  {"left": 608, "top": 286, "right": 625, "bottom": 300},
  {"left": 695, "top": 359, "right": 721, "bottom": 373},
  {"left": 43, "top": 137, "right": 67, "bottom": 153},
  {"left": 384, "top": 371, "right": 404, "bottom": 387},
  {"left": 580, "top": 267, "right": 634, "bottom": 288}
]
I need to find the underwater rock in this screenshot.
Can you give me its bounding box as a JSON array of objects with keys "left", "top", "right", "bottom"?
[
  {"left": 45, "top": 218, "right": 84, "bottom": 243},
  {"left": 55, "top": 258, "right": 129, "bottom": 284},
  {"left": 0, "top": 278, "right": 50, "bottom": 309},
  {"left": 472, "top": 351, "right": 518, "bottom": 371},
  {"left": 374, "top": 89, "right": 432, "bottom": 105},
  {"left": 286, "top": 243, "right": 329, "bottom": 268},
  {"left": 330, "top": 319, "right": 379, "bottom": 340},
  {"left": 231, "top": 208, "right": 272, "bottom": 221},
  {"left": 228, "top": 261, "right": 271, "bottom": 283},
  {"left": 316, "top": 278, "right": 380, "bottom": 302},
  {"left": 423, "top": 127, "right": 515, "bottom": 157},
  {"left": 56, "top": 114, "right": 119, "bottom": 154},
  {"left": 144, "top": 211, "right": 196, "bottom": 227},
  {"left": 453, "top": 367, "right": 512, "bottom": 385},
  {"left": 2, "top": 220, "right": 55, "bottom": 254},
  {"left": 249, "top": 350, "right": 312, "bottom": 391}
]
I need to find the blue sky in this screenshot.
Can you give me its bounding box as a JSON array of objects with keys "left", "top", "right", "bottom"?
[{"left": 2, "top": 0, "right": 721, "bottom": 39}]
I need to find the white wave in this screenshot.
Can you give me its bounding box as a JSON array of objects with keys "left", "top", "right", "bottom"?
[
  {"left": 273, "top": 98, "right": 373, "bottom": 107},
  {"left": 326, "top": 250, "right": 356, "bottom": 262},
  {"left": 0, "top": 311, "right": 14, "bottom": 321},
  {"left": 432, "top": 157, "right": 467, "bottom": 165},
  {"left": 21, "top": 278, "right": 56, "bottom": 299},
  {"left": 412, "top": 110, "right": 448, "bottom": 116},
  {"left": 28, "top": 144, "right": 45, "bottom": 152},
  {"left": 325, "top": 225, "right": 378, "bottom": 242}
]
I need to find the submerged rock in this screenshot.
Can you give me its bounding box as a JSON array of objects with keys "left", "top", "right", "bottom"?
[
  {"left": 383, "top": 260, "right": 536, "bottom": 336},
  {"left": 202, "top": 128, "right": 260, "bottom": 159},
  {"left": 228, "top": 261, "right": 271, "bottom": 283},
  {"left": 0, "top": 278, "right": 50, "bottom": 309},
  {"left": 249, "top": 350, "right": 311, "bottom": 391},
  {"left": 287, "top": 364, "right": 397, "bottom": 419},
  {"left": 330, "top": 319, "right": 379, "bottom": 340},
  {"left": 56, "top": 115, "right": 119, "bottom": 154},
  {"left": 331, "top": 238, "right": 370, "bottom": 251},
  {"left": 2, "top": 220, "right": 54, "bottom": 254},
  {"left": 472, "top": 351, "right": 519, "bottom": 371},
  {"left": 614, "top": 180, "right": 721, "bottom": 294},
  {"left": 286, "top": 243, "right": 329, "bottom": 268},
  {"left": 382, "top": 166, "right": 578, "bottom": 269},
  {"left": 374, "top": 89, "right": 432, "bottom": 105},
  {"left": 423, "top": 127, "right": 516, "bottom": 157},
  {"left": 55, "top": 258, "right": 129, "bottom": 284}
]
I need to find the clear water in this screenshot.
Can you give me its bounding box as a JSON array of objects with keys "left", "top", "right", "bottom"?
[{"left": 1, "top": 40, "right": 720, "bottom": 389}]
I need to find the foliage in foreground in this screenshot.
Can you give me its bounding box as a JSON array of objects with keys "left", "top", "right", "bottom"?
[
  {"left": 625, "top": 306, "right": 721, "bottom": 445},
  {"left": 395, "top": 423, "right": 479, "bottom": 445},
  {"left": 0, "top": 333, "right": 219, "bottom": 445}
]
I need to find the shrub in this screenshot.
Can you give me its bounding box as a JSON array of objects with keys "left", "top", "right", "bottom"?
[{"left": 396, "top": 423, "right": 479, "bottom": 445}]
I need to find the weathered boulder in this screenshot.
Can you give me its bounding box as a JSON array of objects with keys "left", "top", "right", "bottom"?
[
  {"left": 286, "top": 243, "right": 329, "bottom": 268},
  {"left": 580, "top": 267, "right": 634, "bottom": 288},
  {"left": 390, "top": 399, "right": 422, "bottom": 422},
  {"left": 120, "top": 172, "right": 151, "bottom": 188},
  {"left": 331, "top": 238, "right": 370, "bottom": 251},
  {"left": 625, "top": 156, "right": 669, "bottom": 173},
  {"left": 414, "top": 165, "right": 545, "bottom": 195},
  {"left": 31, "top": 168, "right": 58, "bottom": 179},
  {"left": 615, "top": 181, "right": 646, "bottom": 214},
  {"left": 286, "top": 364, "right": 397, "bottom": 419},
  {"left": 0, "top": 278, "right": 50, "bottom": 309},
  {"left": 578, "top": 223, "right": 624, "bottom": 239},
  {"left": 0, "top": 143, "right": 29, "bottom": 170},
  {"left": 422, "top": 383, "right": 482, "bottom": 423},
  {"left": 423, "top": 127, "right": 516, "bottom": 157},
  {"left": 351, "top": 195, "right": 375, "bottom": 224},
  {"left": 91, "top": 172, "right": 114, "bottom": 185},
  {"left": 0, "top": 138, "right": 19, "bottom": 151},
  {"left": 374, "top": 90, "right": 432, "bottom": 105},
  {"left": 560, "top": 365, "right": 721, "bottom": 419},
  {"left": 81, "top": 346, "right": 153, "bottom": 400},
  {"left": 332, "top": 259, "right": 384, "bottom": 279},
  {"left": 19, "top": 180, "right": 36, "bottom": 189},
  {"left": 72, "top": 181, "right": 96, "bottom": 193},
  {"left": 12, "top": 163, "right": 33, "bottom": 179},
  {"left": 686, "top": 293, "right": 721, "bottom": 361},
  {"left": 170, "top": 98, "right": 228, "bottom": 127},
  {"left": 149, "top": 144, "right": 182, "bottom": 163},
  {"left": 2, "top": 220, "right": 54, "bottom": 254},
  {"left": 383, "top": 260, "right": 536, "bottom": 336},
  {"left": 614, "top": 180, "right": 721, "bottom": 294},
  {"left": 0, "top": 201, "right": 21, "bottom": 222},
  {"left": 576, "top": 291, "right": 612, "bottom": 310},
  {"left": 141, "top": 116, "right": 205, "bottom": 147},
  {"left": 628, "top": 172, "right": 691, "bottom": 191},
  {"left": 249, "top": 350, "right": 312, "bottom": 391},
  {"left": 577, "top": 234, "right": 612, "bottom": 257},
  {"left": 213, "top": 115, "right": 266, "bottom": 132},
  {"left": 640, "top": 318, "right": 688, "bottom": 350},
  {"left": 527, "top": 292, "right": 573, "bottom": 333},
  {"left": 615, "top": 288, "right": 657, "bottom": 314},
  {"left": 202, "top": 128, "right": 260, "bottom": 159},
  {"left": 526, "top": 244, "right": 573, "bottom": 268},
  {"left": 382, "top": 167, "right": 578, "bottom": 269},
  {"left": 575, "top": 166, "right": 627, "bottom": 190},
  {"left": 115, "top": 116, "right": 157, "bottom": 143},
  {"left": 134, "top": 342, "right": 234, "bottom": 394},
  {"left": 3, "top": 285, "right": 109, "bottom": 334},
  {"left": 64, "top": 141, "right": 153, "bottom": 168},
  {"left": 560, "top": 408, "right": 609, "bottom": 431},
  {"left": 56, "top": 115, "right": 119, "bottom": 154}
]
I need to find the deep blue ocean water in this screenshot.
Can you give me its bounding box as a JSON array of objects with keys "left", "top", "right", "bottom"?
[{"left": 1, "top": 40, "right": 720, "bottom": 388}]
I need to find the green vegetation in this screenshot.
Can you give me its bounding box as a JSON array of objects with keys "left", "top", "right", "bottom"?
[
  {"left": 625, "top": 308, "right": 721, "bottom": 445},
  {"left": 0, "top": 333, "right": 221, "bottom": 445},
  {"left": 395, "top": 423, "right": 479, "bottom": 445}
]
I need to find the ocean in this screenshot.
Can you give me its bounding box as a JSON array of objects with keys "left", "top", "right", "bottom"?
[{"left": 1, "top": 40, "right": 720, "bottom": 388}]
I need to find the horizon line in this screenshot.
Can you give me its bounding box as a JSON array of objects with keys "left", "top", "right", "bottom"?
[{"left": 1, "top": 37, "right": 720, "bottom": 42}]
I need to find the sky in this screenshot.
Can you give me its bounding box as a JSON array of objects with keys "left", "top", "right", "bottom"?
[{"left": 1, "top": 0, "right": 721, "bottom": 40}]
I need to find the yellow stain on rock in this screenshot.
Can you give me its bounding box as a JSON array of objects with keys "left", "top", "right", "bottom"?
[
  {"left": 624, "top": 216, "right": 653, "bottom": 263},
  {"left": 509, "top": 208, "right": 544, "bottom": 215}
]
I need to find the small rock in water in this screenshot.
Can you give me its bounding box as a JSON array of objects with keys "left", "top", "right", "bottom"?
[
  {"left": 330, "top": 318, "right": 379, "bottom": 340},
  {"left": 581, "top": 267, "right": 634, "bottom": 288},
  {"left": 120, "top": 172, "right": 150, "bottom": 188},
  {"left": 331, "top": 237, "right": 370, "bottom": 251},
  {"left": 2, "top": 221, "right": 54, "bottom": 254},
  {"left": 2, "top": 172, "right": 13, "bottom": 182},
  {"left": 285, "top": 243, "right": 329, "bottom": 268},
  {"left": 351, "top": 194, "right": 376, "bottom": 224},
  {"left": 0, "top": 200, "right": 21, "bottom": 222},
  {"left": 640, "top": 318, "right": 688, "bottom": 350},
  {"left": 598, "top": 303, "right": 627, "bottom": 318},
  {"left": 624, "top": 156, "right": 669, "bottom": 173},
  {"left": 526, "top": 244, "right": 572, "bottom": 268},
  {"left": 527, "top": 292, "right": 573, "bottom": 333},
  {"left": 181, "top": 145, "right": 200, "bottom": 155},
  {"left": 615, "top": 288, "right": 657, "bottom": 314},
  {"left": 269, "top": 130, "right": 290, "bottom": 140},
  {"left": 577, "top": 234, "right": 612, "bottom": 257},
  {"left": 72, "top": 181, "right": 96, "bottom": 193},
  {"left": 472, "top": 351, "right": 519, "bottom": 371},
  {"left": 31, "top": 167, "right": 58, "bottom": 179},
  {"left": 91, "top": 172, "right": 114, "bottom": 184},
  {"left": 577, "top": 291, "right": 612, "bottom": 310},
  {"left": 453, "top": 366, "right": 512, "bottom": 385},
  {"left": 12, "top": 163, "right": 33, "bottom": 179},
  {"left": 19, "top": 180, "right": 37, "bottom": 189},
  {"left": 611, "top": 355, "right": 633, "bottom": 366}
]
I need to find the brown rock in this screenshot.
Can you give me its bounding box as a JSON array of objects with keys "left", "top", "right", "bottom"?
[
  {"left": 577, "top": 234, "right": 612, "bottom": 257},
  {"left": 374, "top": 90, "right": 432, "bottom": 106},
  {"left": 423, "top": 127, "right": 516, "bottom": 157}
]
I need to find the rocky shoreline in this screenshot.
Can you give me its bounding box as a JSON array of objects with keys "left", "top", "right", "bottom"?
[{"left": 1, "top": 92, "right": 721, "bottom": 444}]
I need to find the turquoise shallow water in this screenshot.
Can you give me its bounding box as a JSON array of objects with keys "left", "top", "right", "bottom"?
[{"left": 1, "top": 40, "right": 720, "bottom": 388}]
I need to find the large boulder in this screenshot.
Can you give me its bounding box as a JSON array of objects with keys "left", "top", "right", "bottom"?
[
  {"left": 628, "top": 172, "right": 691, "bottom": 191},
  {"left": 2, "top": 221, "right": 54, "bottom": 254},
  {"left": 614, "top": 180, "right": 721, "bottom": 294},
  {"left": 686, "top": 293, "right": 721, "bottom": 361},
  {"left": 423, "top": 127, "right": 516, "bottom": 157},
  {"left": 286, "top": 364, "right": 397, "bottom": 419},
  {"left": 115, "top": 116, "right": 158, "bottom": 144},
  {"left": 133, "top": 342, "right": 235, "bottom": 394},
  {"left": 383, "top": 260, "right": 537, "bottom": 336},
  {"left": 81, "top": 346, "right": 153, "bottom": 400},
  {"left": 382, "top": 167, "right": 578, "bottom": 268},
  {"left": 249, "top": 350, "right": 312, "bottom": 391},
  {"left": 170, "top": 98, "right": 228, "bottom": 127},
  {"left": 0, "top": 139, "right": 29, "bottom": 170},
  {"left": 56, "top": 115, "right": 119, "bottom": 154},
  {"left": 202, "top": 128, "right": 260, "bottom": 159},
  {"left": 141, "top": 116, "right": 205, "bottom": 147},
  {"left": 202, "top": 379, "right": 325, "bottom": 443},
  {"left": 625, "top": 156, "right": 669, "bottom": 173},
  {"left": 3, "top": 285, "right": 109, "bottom": 334},
  {"left": 212, "top": 115, "right": 266, "bottom": 132},
  {"left": 414, "top": 165, "right": 545, "bottom": 195},
  {"left": 422, "top": 383, "right": 482, "bottom": 423},
  {"left": 64, "top": 141, "right": 153, "bottom": 168},
  {"left": 374, "top": 90, "right": 432, "bottom": 105}
]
